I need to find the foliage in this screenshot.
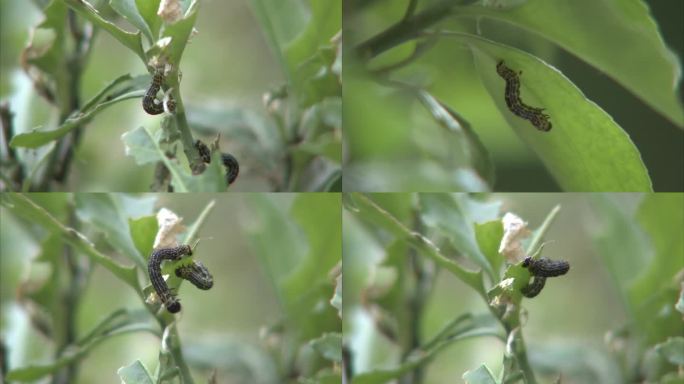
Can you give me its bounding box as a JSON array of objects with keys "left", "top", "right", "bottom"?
[
  {"left": 1, "top": 0, "right": 340, "bottom": 191},
  {"left": 343, "top": 0, "right": 683, "bottom": 192},
  {"left": 1, "top": 193, "right": 341, "bottom": 383},
  {"left": 343, "top": 193, "right": 684, "bottom": 383}
]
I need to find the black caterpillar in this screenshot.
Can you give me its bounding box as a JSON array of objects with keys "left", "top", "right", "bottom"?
[
  {"left": 521, "top": 276, "right": 546, "bottom": 298},
  {"left": 520, "top": 256, "right": 569, "bottom": 298},
  {"left": 143, "top": 69, "right": 176, "bottom": 115},
  {"left": 194, "top": 140, "right": 240, "bottom": 185},
  {"left": 522, "top": 257, "right": 570, "bottom": 277},
  {"left": 221, "top": 153, "right": 239, "bottom": 185},
  {"left": 496, "top": 60, "right": 551, "bottom": 132},
  {"left": 148, "top": 245, "right": 193, "bottom": 313},
  {"left": 175, "top": 260, "right": 214, "bottom": 290}
]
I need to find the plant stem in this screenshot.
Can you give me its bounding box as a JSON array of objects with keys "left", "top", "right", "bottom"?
[
  {"left": 166, "top": 73, "right": 204, "bottom": 175},
  {"left": 355, "top": 0, "right": 460, "bottom": 59},
  {"left": 168, "top": 324, "right": 194, "bottom": 384}
]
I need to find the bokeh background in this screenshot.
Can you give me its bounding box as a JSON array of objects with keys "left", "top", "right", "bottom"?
[
  {"left": 0, "top": 0, "right": 285, "bottom": 191},
  {"left": 343, "top": 0, "right": 684, "bottom": 192}
]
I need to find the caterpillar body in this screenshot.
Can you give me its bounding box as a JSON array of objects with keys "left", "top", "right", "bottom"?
[
  {"left": 522, "top": 257, "right": 570, "bottom": 277},
  {"left": 496, "top": 60, "right": 552, "bottom": 132},
  {"left": 175, "top": 260, "right": 214, "bottom": 290},
  {"left": 143, "top": 69, "right": 175, "bottom": 115},
  {"left": 148, "top": 245, "right": 193, "bottom": 313},
  {"left": 521, "top": 276, "right": 546, "bottom": 298},
  {"left": 221, "top": 153, "right": 239, "bottom": 185},
  {"left": 194, "top": 140, "right": 240, "bottom": 185}
]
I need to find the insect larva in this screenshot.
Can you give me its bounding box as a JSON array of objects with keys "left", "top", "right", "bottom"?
[
  {"left": 148, "top": 245, "right": 193, "bottom": 313},
  {"left": 521, "top": 275, "right": 546, "bottom": 298},
  {"left": 175, "top": 261, "right": 213, "bottom": 290},
  {"left": 221, "top": 153, "right": 239, "bottom": 185},
  {"left": 142, "top": 69, "right": 175, "bottom": 115},
  {"left": 496, "top": 60, "right": 552, "bottom": 132},
  {"left": 194, "top": 140, "right": 211, "bottom": 164},
  {"left": 522, "top": 257, "right": 570, "bottom": 277},
  {"left": 193, "top": 140, "right": 240, "bottom": 185}
]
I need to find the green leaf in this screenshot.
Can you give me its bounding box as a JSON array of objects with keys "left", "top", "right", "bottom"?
[
  {"left": 117, "top": 360, "right": 155, "bottom": 384},
  {"left": 160, "top": 0, "right": 198, "bottom": 65},
  {"left": 629, "top": 194, "right": 684, "bottom": 343},
  {"left": 419, "top": 194, "right": 497, "bottom": 281},
  {"left": 309, "top": 333, "right": 342, "bottom": 363},
  {"left": 6, "top": 308, "right": 157, "bottom": 382},
  {"left": 245, "top": 194, "right": 306, "bottom": 304},
  {"left": 475, "top": 220, "right": 505, "bottom": 278},
  {"left": 467, "top": 37, "right": 652, "bottom": 191},
  {"left": 283, "top": 193, "right": 342, "bottom": 337},
  {"left": 129, "top": 216, "right": 158, "bottom": 260},
  {"left": 135, "top": 0, "right": 162, "bottom": 40},
  {"left": 62, "top": 0, "right": 145, "bottom": 61},
  {"left": 2, "top": 194, "right": 139, "bottom": 291},
  {"left": 110, "top": 0, "right": 154, "bottom": 42},
  {"left": 121, "top": 126, "right": 227, "bottom": 192},
  {"left": 417, "top": 91, "right": 495, "bottom": 187},
  {"left": 352, "top": 193, "right": 486, "bottom": 298},
  {"left": 655, "top": 337, "right": 684, "bottom": 366},
  {"left": 466, "top": 0, "right": 684, "bottom": 127},
  {"left": 247, "top": 0, "right": 309, "bottom": 80},
  {"left": 462, "top": 364, "right": 499, "bottom": 384},
  {"left": 10, "top": 90, "right": 143, "bottom": 148},
  {"left": 75, "top": 194, "right": 147, "bottom": 269},
  {"left": 284, "top": 1, "right": 341, "bottom": 77}
]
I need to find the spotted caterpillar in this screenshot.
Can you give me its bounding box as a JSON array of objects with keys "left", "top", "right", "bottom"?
[
  {"left": 175, "top": 260, "right": 213, "bottom": 290},
  {"left": 143, "top": 69, "right": 176, "bottom": 115},
  {"left": 496, "top": 61, "right": 551, "bottom": 132},
  {"left": 522, "top": 256, "right": 570, "bottom": 277},
  {"left": 148, "top": 245, "right": 193, "bottom": 313},
  {"left": 521, "top": 275, "right": 546, "bottom": 298},
  {"left": 194, "top": 140, "right": 240, "bottom": 185},
  {"left": 520, "top": 256, "right": 569, "bottom": 298}
]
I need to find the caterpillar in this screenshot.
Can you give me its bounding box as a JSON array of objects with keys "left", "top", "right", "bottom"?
[
  {"left": 522, "top": 256, "right": 570, "bottom": 277},
  {"left": 194, "top": 140, "right": 211, "bottom": 164},
  {"left": 194, "top": 140, "right": 240, "bottom": 185},
  {"left": 221, "top": 153, "right": 239, "bottom": 185},
  {"left": 521, "top": 275, "right": 546, "bottom": 298},
  {"left": 148, "top": 245, "right": 193, "bottom": 313},
  {"left": 143, "top": 69, "right": 175, "bottom": 115},
  {"left": 175, "top": 260, "right": 213, "bottom": 290},
  {"left": 496, "top": 60, "right": 552, "bottom": 132}
]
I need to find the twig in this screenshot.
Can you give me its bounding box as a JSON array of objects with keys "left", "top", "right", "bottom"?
[{"left": 355, "top": 0, "right": 461, "bottom": 59}]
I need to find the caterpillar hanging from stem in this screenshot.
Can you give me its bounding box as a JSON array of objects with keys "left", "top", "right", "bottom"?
[
  {"left": 496, "top": 60, "right": 552, "bottom": 132},
  {"left": 148, "top": 245, "right": 193, "bottom": 313},
  {"left": 143, "top": 69, "right": 176, "bottom": 115}
]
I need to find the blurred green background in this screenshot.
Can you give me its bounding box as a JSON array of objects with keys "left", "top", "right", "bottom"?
[
  {"left": 343, "top": 193, "right": 682, "bottom": 383},
  {"left": 342, "top": 0, "right": 684, "bottom": 192},
  {"left": 0, "top": 0, "right": 285, "bottom": 191},
  {"left": 1, "top": 192, "right": 342, "bottom": 383}
]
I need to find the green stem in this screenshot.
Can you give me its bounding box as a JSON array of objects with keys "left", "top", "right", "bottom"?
[
  {"left": 355, "top": 0, "right": 462, "bottom": 59},
  {"left": 166, "top": 74, "right": 204, "bottom": 175},
  {"left": 168, "top": 324, "right": 194, "bottom": 384}
]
